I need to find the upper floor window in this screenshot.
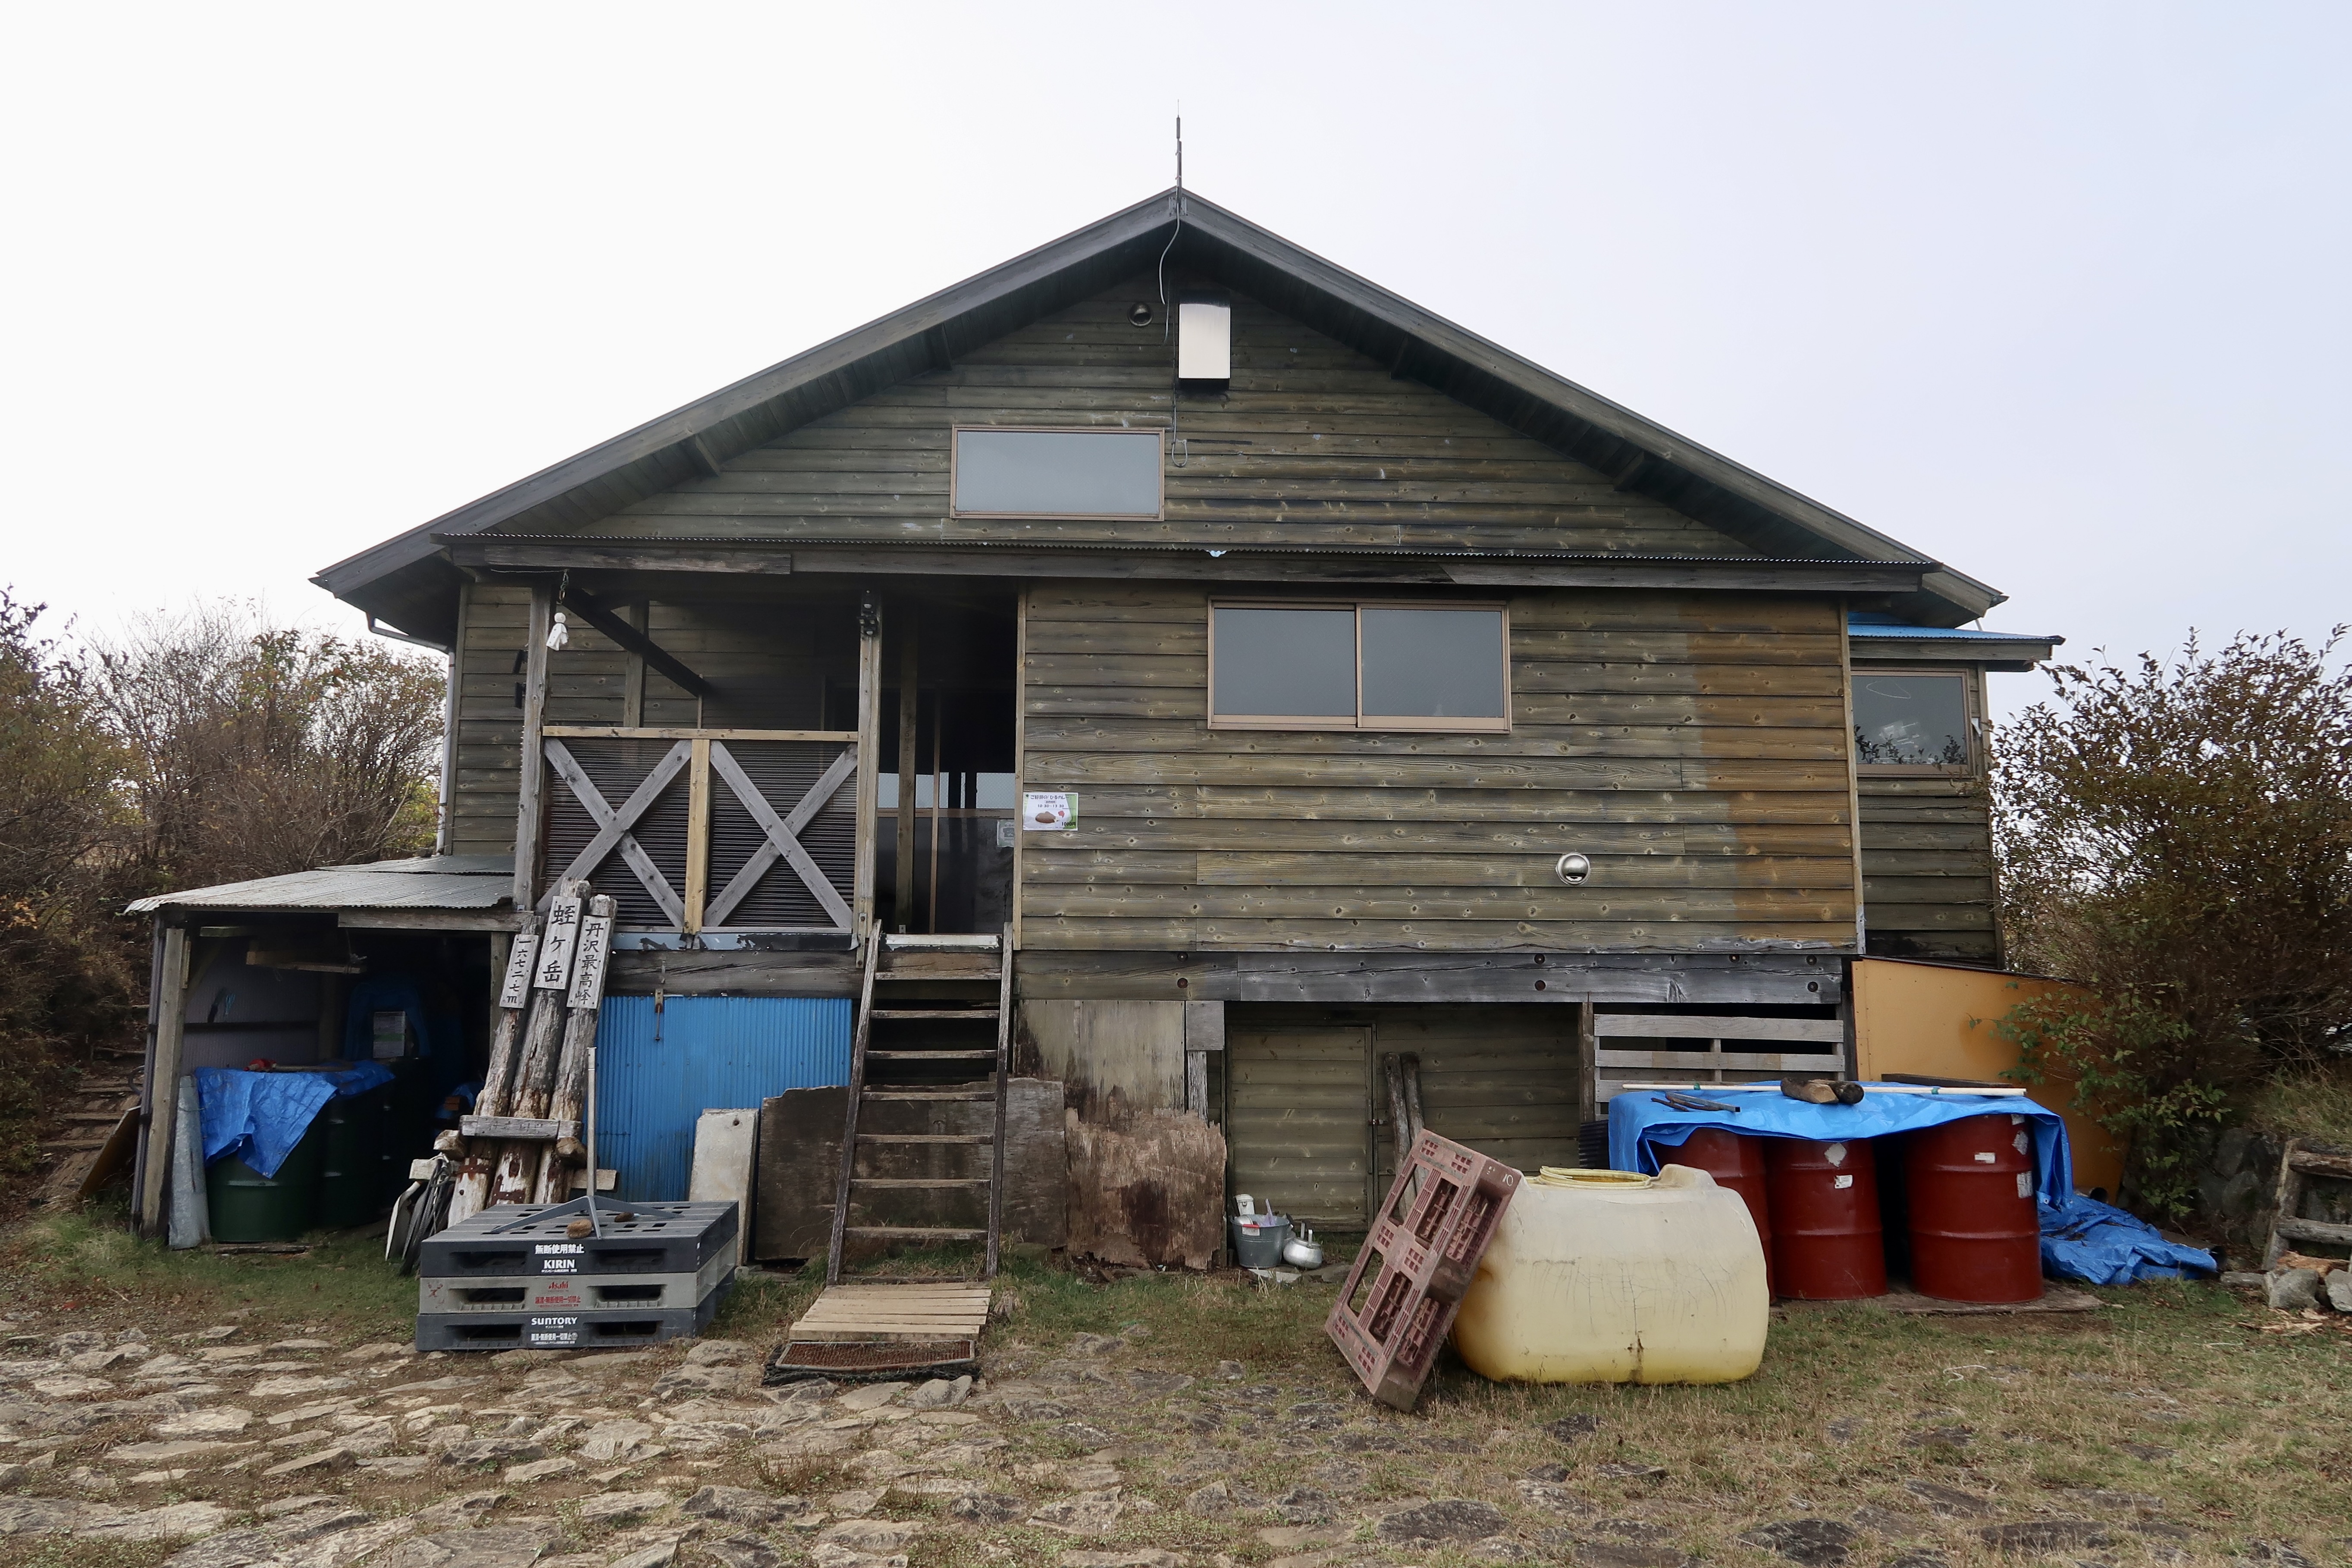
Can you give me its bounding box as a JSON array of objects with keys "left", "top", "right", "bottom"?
[
  {"left": 1210, "top": 601, "right": 1510, "bottom": 731},
  {"left": 1853, "top": 671, "right": 1970, "bottom": 768},
  {"left": 951, "top": 427, "right": 1163, "bottom": 518}
]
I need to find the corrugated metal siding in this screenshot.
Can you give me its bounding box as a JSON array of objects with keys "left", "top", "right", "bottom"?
[{"left": 593, "top": 996, "right": 851, "bottom": 1201}]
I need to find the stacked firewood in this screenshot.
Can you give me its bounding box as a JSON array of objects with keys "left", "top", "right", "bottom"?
[{"left": 446, "top": 880, "right": 615, "bottom": 1226}]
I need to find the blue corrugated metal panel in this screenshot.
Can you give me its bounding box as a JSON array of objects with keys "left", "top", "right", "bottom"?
[{"left": 593, "top": 996, "right": 851, "bottom": 1202}]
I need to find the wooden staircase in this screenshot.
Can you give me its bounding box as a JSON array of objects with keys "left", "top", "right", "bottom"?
[{"left": 825, "top": 928, "right": 1013, "bottom": 1284}]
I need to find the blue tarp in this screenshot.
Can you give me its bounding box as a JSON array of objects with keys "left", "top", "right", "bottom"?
[
  {"left": 2040, "top": 1192, "right": 2216, "bottom": 1284},
  {"left": 195, "top": 1068, "right": 336, "bottom": 1179},
  {"left": 1609, "top": 1086, "right": 2074, "bottom": 1200},
  {"left": 317, "top": 1061, "right": 395, "bottom": 1099}
]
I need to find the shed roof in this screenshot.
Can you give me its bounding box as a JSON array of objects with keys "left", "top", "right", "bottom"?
[
  {"left": 1847, "top": 614, "right": 2062, "bottom": 671},
  {"left": 125, "top": 856, "right": 513, "bottom": 915},
  {"left": 315, "top": 188, "right": 2007, "bottom": 638}
]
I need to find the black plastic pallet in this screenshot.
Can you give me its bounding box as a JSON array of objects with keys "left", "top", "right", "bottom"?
[
  {"left": 415, "top": 1279, "right": 729, "bottom": 1352},
  {"left": 419, "top": 1247, "right": 734, "bottom": 1315},
  {"left": 419, "top": 1201, "right": 738, "bottom": 1278}
]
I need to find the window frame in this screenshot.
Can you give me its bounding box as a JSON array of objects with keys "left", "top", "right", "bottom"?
[
  {"left": 1207, "top": 597, "right": 1513, "bottom": 734},
  {"left": 947, "top": 424, "right": 1167, "bottom": 521},
  {"left": 1849, "top": 664, "right": 1980, "bottom": 776}
]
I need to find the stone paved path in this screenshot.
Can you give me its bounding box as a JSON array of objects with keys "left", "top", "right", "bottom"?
[{"left": 0, "top": 1317, "right": 2280, "bottom": 1567}]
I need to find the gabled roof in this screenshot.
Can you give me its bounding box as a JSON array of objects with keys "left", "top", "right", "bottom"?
[{"left": 316, "top": 188, "right": 2004, "bottom": 640}]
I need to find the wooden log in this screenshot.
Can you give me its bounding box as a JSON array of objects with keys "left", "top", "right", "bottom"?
[
  {"left": 461, "top": 1116, "right": 579, "bottom": 1141},
  {"left": 534, "top": 895, "right": 616, "bottom": 1202},
  {"left": 452, "top": 916, "right": 546, "bottom": 1223},
  {"left": 136, "top": 925, "right": 191, "bottom": 1240}
]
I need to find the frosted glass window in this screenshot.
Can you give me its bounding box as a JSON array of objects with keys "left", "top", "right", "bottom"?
[
  {"left": 1211, "top": 608, "right": 1357, "bottom": 718},
  {"left": 953, "top": 428, "right": 1162, "bottom": 517},
  {"left": 1853, "top": 674, "right": 1969, "bottom": 767},
  {"left": 1360, "top": 608, "right": 1507, "bottom": 721},
  {"left": 1210, "top": 602, "right": 1510, "bottom": 731}
]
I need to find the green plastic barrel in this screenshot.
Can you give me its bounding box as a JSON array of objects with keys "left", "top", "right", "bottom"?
[
  {"left": 206, "top": 1124, "right": 323, "bottom": 1242},
  {"left": 316, "top": 1085, "right": 387, "bottom": 1229}
]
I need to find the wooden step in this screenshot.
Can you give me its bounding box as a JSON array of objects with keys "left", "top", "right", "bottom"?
[
  {"left": 870, "top": 1008, "right": 1000, "bottom": 1020},
  {"left": 842, "top": 1226, "right": 987, "bottom": 1240},
  {"left": 863, "top": 1090, "right": 994, "bottom": 1101},
  {"left": 857, "top": 1133, "right": 990, "bottom": 1145},
  {"left": 868, "top": 1048, "right": 997, "bottom": 1059},
  {"left": 852, "top": 1176, "right": 991, "bottom": 1188}
]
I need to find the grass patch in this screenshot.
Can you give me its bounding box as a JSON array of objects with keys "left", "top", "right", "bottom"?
[{"left": 2244, "top": 1060, "right": 2352, "bottom": 1144}]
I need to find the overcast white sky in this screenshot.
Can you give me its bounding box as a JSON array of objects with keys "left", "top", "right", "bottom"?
[{"left": 3, "top": 4, "right": 2345, "bottom": 718}]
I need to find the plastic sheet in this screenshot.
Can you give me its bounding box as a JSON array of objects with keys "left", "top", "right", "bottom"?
[
  {"left": 2038, "top": 1191, "right": 2217, "bottom": 1284},
  {"left": 1609, "top": 1086, "right": 2073, "bottom": 1203},
  {"left": 194, "top": 1067, "right": 336, "bottom": 1179}
]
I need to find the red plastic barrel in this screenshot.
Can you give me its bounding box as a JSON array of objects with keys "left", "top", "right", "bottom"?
[
  {"left": 1764, "top": 1137, "right": 1887, "bottom": 1299},
  {"left": 1904, "top": 1113, "right": 2043, "bottom": 1303},
  {"left": 1673, "top": 1128, "right": 1777, "bottom": 1297}
]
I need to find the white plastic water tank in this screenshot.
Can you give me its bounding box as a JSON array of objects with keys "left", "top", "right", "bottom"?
[{"left": 1450, "top": 1165, "right": 1769, "bottom": 1385}]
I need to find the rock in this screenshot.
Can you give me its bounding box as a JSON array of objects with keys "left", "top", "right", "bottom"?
[
  {"left": 1124, "top": 1369, "right": 1192, "bottom": 1396},
  {"left": 261, "top": 1448, "right": 350, "bottom": 1477},
  {"left": 264, "top": 1505, "right": 372, "bottom": 1543},
  {"left": 947, "top": 1493, "right": 1022, "bottom": 1525},
  {"left": 1272, "top": 1486, "right": 1332, "bottom": 1524},
  {"left": 107, "top": 1439, "right": 254, "bottom": 1464},
  {"left": 1880, "top": 1555, "right": 1949, "bottom": 1568},
  {"left": 579, "top": 1419, "right": 661, "bottom": 1461},
  {"left": 1903, "top": 1426, "right": 1973, "bottom": 1450},
  {"left": 1285, "top": 1401, "right": 1345, "bottom": 1430},
  {"left": 2266, "top": 1268, "right": 2324, "bottom": 1310},
  {"left": 155, "top": 1408, "right": 256, "bottom": 1437},
  {"left": 1213, "top": 1360, "right": 1245, "bottom": 1378},
  {"left": 1849, "top": 1505, "right": 1919, "bottom": 1537},
  {"left": 834, "top": 1381, "right": 909, "bottom": 1413},
  {"left": 1061, "top": 1554, "right": 1184, "bottom": 1568},
  {"left": 699, "top": 1538, "right": 781, "bottom": 1568},
  {"left": 2237, "top": 1545, "right": 2317, "bottom": 1567},
  {"left": 81, "top": 1502, "right": 234, "bottom": 1541},
  {"left": 607, "top": 1545, "right": 678, "bottom": 1568},
  {"left": 1517, "top": 1480, "right": 1592, "bottom": 1515},
  {"left": 250, "top": 1376, "right": 355, "bottom": 1399},
  {"left": 1738, "top": 1520, "right": 1858, "bottom": 1565},
  {"left": 32, "top": 1374, "right": 116, "bottom": 1398},
  {"left": 1903, "top": 1479, "right": 1998, "bottom": 1517},
  {"left": 1333, "top": 1427, "right": 1411, "bottom": 1452},
  {"left": 1067, "top": 1333, "right": 1120, "bottom": 1355},
  {"left": 1824, "top": 1417, "right": 1864, "bottom": 1443},
  {"left": 907, "top": 1377, "right": 972, "bottom": 1409},
  {"left": 1186, "top": 1480, "right": 1237, "bottom": 1516},
  {"left": 1054, "top": 1421, "right": 1116, "bottom": 1452},
  {"left": 267, "top": 1340, "right": 334, "bottom": 1352},
  {"left": 2063, "top": 1487, "right": 2163, "bottom": 1513},
  {"left": 684, "top": 1340, "right": 750, "bottom": 1366},
  {"left": 569, "top": 1492, "right": 671, "bottom": 1528},
  {"left": 70, "top": 1347, "right": 134, "bottom": 1372},
  {"left": 342, "top": 1344, "right": 410, "bottom": 1362},
  {"left": 809, "top": 1549, "right": 897, "bottom": 1568},
  {"left": 439, "top": 1439, "right": 545, "bottom": 1467},
  {"left": 2330, "top": 1271, "right": 2352, "bottom": 1313},
  {"left": 1545, "top": 1414, "right": 1603, "bottom": 1442},
  {"left": 681, "top": 1487, "right": 808, "bottom": 1527},
  {"left": 1380, "top": 1500, "right": 1511, "bottom": 1544},
  {"left": 1028, "top": 1496, "right": 1124, "bottom": 1534},
  {"left": 651, "top": 1367, "right": 750, "bottom": 1399},
  {"left": 2117, "top": 1442, "right": 2175, "bottom": 1461},
  {"left": 1594, "top": 1463, "right": 1667, "bottom": 1481},
  {"left": 818, "top": 1519, "right": 919, "bottom": 1554},
  {"left": 505, "top": 1458, "right": 578, "bottom": 1483},
  {"left": 379, "top": 1526, "right": 560, "bottom": 1568},
  {"left": 1976, "top": 1520, "right": 2111, "bottom": 1552}
]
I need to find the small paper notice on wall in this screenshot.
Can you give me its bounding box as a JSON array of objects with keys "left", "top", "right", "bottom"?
[{"left": 1022, "top": 791, "right": 1074, "bottom": 831}]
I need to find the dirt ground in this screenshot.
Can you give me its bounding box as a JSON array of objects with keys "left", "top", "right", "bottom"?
[{"left": 0, "top": 1213, "right": 2346, "bottom": 1568}]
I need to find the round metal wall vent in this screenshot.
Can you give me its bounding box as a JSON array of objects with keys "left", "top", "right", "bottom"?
[
  {"left": 1555, "top": 853, "right": 1592, "bottom": 885},
  {"left": 1129, "top": 302, "right": 1154, "bottom": 327}
]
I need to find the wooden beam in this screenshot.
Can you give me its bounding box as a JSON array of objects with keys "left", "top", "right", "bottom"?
[
  {"left": 853, "top": 592, "right": 882, "bottom": 946},
  {"left": 561, "top": 584, "right": 714, "bottom": 699},
  {"left": 684, "top": 737, "right": 712, "bottom": 935},
  {"left": 894, "top": 625, "right": 920, "bottom": 931},
  {"left": 514, "top": 584, "right": 553, "bottom": 913},
  {"left": 340, "top": 910, "right": 520, "bottom": 932},
  {"left": 546, "top": 725, "right": 856, "bottom": 742},
  {"left": 448, "top": 539, "right": 793, "bottom": 575},
  {"left": 621, "top": 599, "right": 647, "bottom": 727},
  {"left": 136, "top": 925, "right": 191, "bottom": 1240},
  {"left": 685, "top": 434, "right": 725, "bottom": 479}
]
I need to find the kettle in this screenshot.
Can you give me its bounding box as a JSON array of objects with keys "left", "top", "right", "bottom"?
[{"left": 1281, "top": 1225, "right": 1323, "bottom": 1270}]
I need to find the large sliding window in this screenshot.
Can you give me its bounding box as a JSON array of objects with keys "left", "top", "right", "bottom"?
[
  {"left": 1209, "top": 601, "right": 1510, "bottom": 731},
  {"left": 951, "top": 426, "right": 1163, "bottom": 518}
]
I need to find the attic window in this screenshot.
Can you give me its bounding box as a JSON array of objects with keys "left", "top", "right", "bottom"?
[
  {"left": 1209, "top": 601, "right": 1510, "bottom": 732},
  {"left": 951, "top": 427, "right": 1163, "bottom": 518}
]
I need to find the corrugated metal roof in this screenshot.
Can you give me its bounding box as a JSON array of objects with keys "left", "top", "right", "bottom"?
[
  {"left": 1848, "top": 617, "right": 2063, "bottom": 645},
  {"left": 125, "top": 856, "right": 514, "bottom": 915}
]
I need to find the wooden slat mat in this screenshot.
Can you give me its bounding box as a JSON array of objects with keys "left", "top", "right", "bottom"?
[{"left": 789, "top": 1283, "right": 993, "bottom": 1343}]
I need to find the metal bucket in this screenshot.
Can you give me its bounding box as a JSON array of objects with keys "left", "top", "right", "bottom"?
[{"left": 1229, "top": 1214, "right": 1292, "bottom": 1270}]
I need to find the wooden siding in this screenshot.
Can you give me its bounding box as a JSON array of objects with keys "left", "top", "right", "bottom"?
[
  {"left": 1858, "top": 775, "right": 1999, "bottom": 963},
  {"left": 582, "top": 278, "right": 1759, "bottom": 558},
  {"left": 1021, "top": 583, "right": 1858, "bottom": 953}
]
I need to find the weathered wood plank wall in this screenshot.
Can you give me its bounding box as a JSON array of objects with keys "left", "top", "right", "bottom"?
[
  {"left": 1020, "top": 583, "right": 1858, "bottom": 952},
  {"left": 1857, "top": 775, "right": 1999, "bottom": 963},
  {"left": 593, "top": 279, "right": 1757, "bottom": 556}
]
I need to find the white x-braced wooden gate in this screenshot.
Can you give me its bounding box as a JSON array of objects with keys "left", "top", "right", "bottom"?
[{"left": 537, "top": 726, "right": 861, "bottom": 937}]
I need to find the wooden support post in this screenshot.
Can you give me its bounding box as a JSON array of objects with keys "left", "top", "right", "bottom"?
[
  {"left": 684, "top": 737, "right": 712, "bottom": 934},
  {"left": 621, "top": 600, "right": 647, "bottom": 728},
  {"left": 894, "top": 623, "right": 919, "bottom": 932},
  {"left": 853, "top": 593, "right": 881, "bottom": 946},
  {"left": 137, "top": 924, "right": 191, "bottom": 1240},
  {"left": 514, "top": 582, "right": 554, "bottom": 913},
  {"left": 1011, "top": 588, "right": 1027, "bottom": 953},
  {"left": 1838, "top": 599, "right": 1867, "bottom": 955},
  {"left": 928, "top": 696, "right": 944, "bottom": 933},
  {"left": 1576, "top": 999, "right": 1598, "bottom": 1131}
]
